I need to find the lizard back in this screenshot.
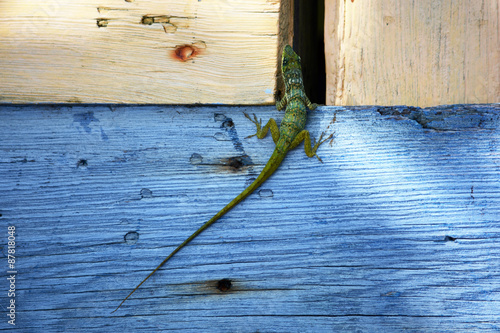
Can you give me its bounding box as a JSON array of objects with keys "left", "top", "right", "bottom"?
[{"left": 276, "top": 45, "right": 309, "bottom": 154}]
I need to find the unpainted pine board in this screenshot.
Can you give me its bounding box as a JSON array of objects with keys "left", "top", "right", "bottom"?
[
  {"left": 0, "top": 0, "right": 281, "bottom": 104},
  {"left": 325, "top": 0, "right": 500, "bottom": 107},
  {"left": 0, "top": 104, "right": 499, "bottom": 332}
]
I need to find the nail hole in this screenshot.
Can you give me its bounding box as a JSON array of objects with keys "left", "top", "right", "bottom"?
[
  {"left": 224, "top": 155, "right": 251, "bottom": 171},
  {"left": 217, "top": 279, "right": 232, "bottom": 292},
  {"left": 77, "top": 159, "right": 88, "bottom": 168},
  {"left": 227, "top": 156, "right": 244, "bottom": 169},
  {"left": 190, "top": 153, "right": 203, "bottom": 165},
  {"left": 96, "top": 18, "right": 109, "bottom": 27},
  {"left": 214, "top": 114, "right": 227, "bottom": 122},
  {"left": 124, "top": 231, "right": 139, "bottom": 245},
  {"left": 214, "top": 132, "right": 227, "bottom": 141},
  {"left": 259, "top": 189, "right": 274, "bottom": 198},
  {"left": 140, "top": 188, "right": 153, "bottom": 198},
  {"left": 141, "top": 16, "right": 155, "bottom": 25},
  {"left": 222, "top": 119, "right": 234, "bottom": 129}
]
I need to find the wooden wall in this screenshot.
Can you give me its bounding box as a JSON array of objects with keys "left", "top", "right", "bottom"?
[
  {"left": 0, "top": 0, "right": 282, "bottom": 104},
  {"left": 1, "top": 104, "right": 499, "bottom": 331},
  {"left": 2, "top": 0, "right": 498, "bottom": 107},
  {"left": 325, "top": 0, "right": 500, "bottom": 107}
]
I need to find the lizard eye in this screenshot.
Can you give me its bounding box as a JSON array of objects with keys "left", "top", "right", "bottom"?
[{"left": 283, "top": 58, "right": 288, "bottom": 66}]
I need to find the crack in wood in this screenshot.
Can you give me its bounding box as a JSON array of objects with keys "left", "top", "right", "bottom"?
[{"left": 376, "top": 104, "right": 500, "bottom": 131}]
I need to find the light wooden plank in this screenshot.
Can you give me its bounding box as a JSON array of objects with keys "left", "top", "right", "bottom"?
[
  {"left": 0, "top": 104, "right": 499, "bottom": 331},
  {"left": 0, "top": 0, "right": 282, "bottom": 104},
  {"left": 325, "top": 0, "right": 500, "bottom": 107}
]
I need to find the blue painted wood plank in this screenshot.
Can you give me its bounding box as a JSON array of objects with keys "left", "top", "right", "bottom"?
[{"left": 0, "top": 104, "right": 499, "bottom": 332}]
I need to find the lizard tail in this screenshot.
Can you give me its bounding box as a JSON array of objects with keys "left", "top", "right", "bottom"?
[{"left": 112, "top": 150, "right": 286, "bottom": 313}]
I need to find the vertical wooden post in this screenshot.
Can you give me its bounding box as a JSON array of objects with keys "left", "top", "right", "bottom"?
[{"left": 325, "top": 0, "right": 500, "bottom": 107}]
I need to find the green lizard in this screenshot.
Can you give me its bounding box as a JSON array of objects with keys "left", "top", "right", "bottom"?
[{"left": 112, "top": 45, "right": 332, "bottom": 312}]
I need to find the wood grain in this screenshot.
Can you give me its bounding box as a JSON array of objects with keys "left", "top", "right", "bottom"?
[
  {"left": 0, "top": 0, "right": 281, "bottom": 104},
  {"left": 0, "top": 104, "right": 499, "bottom": 332},
  {"left": 325, "top": 0, "right": 500, "bottom": 107}
]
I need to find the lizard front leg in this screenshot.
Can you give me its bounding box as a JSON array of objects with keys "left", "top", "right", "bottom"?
[
  {"left": 305, "top": 97, "right": 318, "bottom": 111},
  {"left": 244, "top": 112, "right": 280, "bottom": 144},
  {"left": 289, "top": 130, "right": 333, "bottom": 163},
  {"left": 276, "top": 95, "right": 287, "bottom": 111}
]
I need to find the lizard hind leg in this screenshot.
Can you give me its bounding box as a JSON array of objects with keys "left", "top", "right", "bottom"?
[
  {"left": 289, "top": 130, "right": 333, "bottom": 163},
  {"left": 243, "top": 112, "right": 280, "bottom": 144}
]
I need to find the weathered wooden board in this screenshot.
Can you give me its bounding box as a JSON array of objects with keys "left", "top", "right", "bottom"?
[
  {"left": 0, "top": 0, "right": 282, "bottom": 104},
  {"left": 0, "top": 104, "right": 499, "bottom": 332},
  {"left": 325, "top": 0, "right": 500, "bottom": 107}
]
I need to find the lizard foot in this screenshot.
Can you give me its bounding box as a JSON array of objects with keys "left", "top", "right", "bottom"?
[
  {"left": 243, "top": 112, "right": 262, "bottom": 139},
  {"left": 308, "top": 103, "right": 319, "bottom": 110},
  {"left": 313, "top": 132, "right": 334, "bottom": 163}
]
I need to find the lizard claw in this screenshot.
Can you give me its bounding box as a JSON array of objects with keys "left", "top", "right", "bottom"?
[
  {"left": 244, "top": 112, "right": 262, "bottom": 139},
  {"left": 312, "top": 132, "right": 324, "bottom": 147},
  {"left": 313, "top": 132, "right": 334, "bottom": 163},
  {"left": 319, "top": 132, "right": 334, "bottom": 145},
  {"left": 244, "top": 112, "right": 261, "bottom": 125}
]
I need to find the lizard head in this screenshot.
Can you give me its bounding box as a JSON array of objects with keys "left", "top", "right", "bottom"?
[{"left": 281, "top": 45, "right": 303, "bottom": 90}]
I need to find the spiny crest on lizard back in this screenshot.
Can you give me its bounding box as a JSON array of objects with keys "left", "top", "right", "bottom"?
[{"left": 282, "top": 45, "right": 304, "bottom": 90}]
